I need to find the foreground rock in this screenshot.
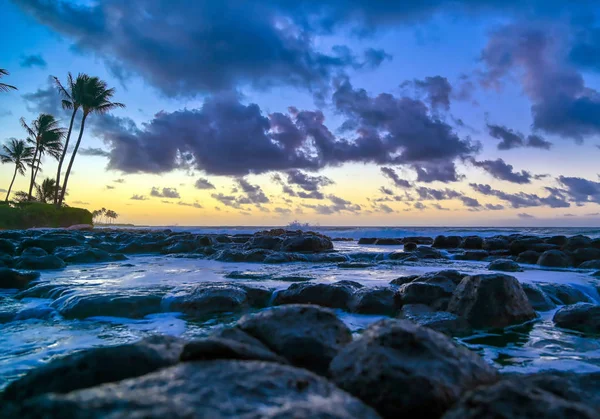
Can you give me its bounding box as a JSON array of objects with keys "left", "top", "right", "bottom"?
[
  {"left": 236, "top": 304, "right": 352, "bottom": 375},
  {"left": 180, "top": 336, "right": 287, "bottom": 364},
  {"left": 329, "top": 319, "right": 497, "bottom": 418},
  {"left": 2, "top": 335, "right": 185, "bottom": 401},
  {"left": 273, "top": 280, "right": 363, "bottom": 310},
  {"left": 0, "top": 268, "right": 40, "bottom": 289},
  {"left": 448, "top": 274, "right": 536, "bottom": 328},
  {"left": 15, "top": 360, "right": 380, "bottom": 419},
  {"left": 553, "top": 303, "right": 600, "bottom": 334},
  {"left": 443, "top": 374, "right": 599, "bottom": 418}
]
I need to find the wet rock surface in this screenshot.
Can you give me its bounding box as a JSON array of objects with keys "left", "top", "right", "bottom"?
[
  {"left": 553, "top": 303, "right": 600, "bottom": 334},
  {"left": 273, "top": 280, "right": 363, "bottom": 310}
]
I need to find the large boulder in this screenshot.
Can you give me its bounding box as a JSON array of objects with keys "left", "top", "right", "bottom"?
[
  {"left": 395, "top": 282, "right": 452, "bottom": 309},
  {"left": 374, "top": 238, "right": 402, "bottom": 245},
  {"left": 553, "top": 303, "right": 600, "bottom": 334},
  {"left": 163, "top": 284, "right": 250, "bottom": 317},
  {"left": 19, "top": 235, "right": 83, "bottom": 253},
  {"left": 273, "top": 280, "right": 363, "bottom": 310},
  {"left": 521, "top": 283, "right": 556, "bottom": 311},
  {"left": 399, "top": 304, "right": 472, "bottom": 337},
  {"left": 246, "top": 235, "right": 283, "bottom": 251},
  {"left": 516, "top": 250, "right": 540, "bottom": 264},
  {"left": 572, "top": 248, "right": 600, "bottom": 265},
  {"left": 460, "top": 236, "right": 484, "bottom": 249},
  {"left": 349, "top": 287, "right": 396, "bottom": 315},
  {"left": 2, "top": 335, "right": 185, "bottom": 401},
  {"left": 538, "top": 283, "right": 592, "bottom": 305},
  {"left": 281, "top": 234, "right": 334, "bottom": 252},
  {"left": 329, "top": 319, "right": 498, "bottom": 418},
  {"left": 0, "top": 268, "right": 40, "bottom": 289},
  {"left": 448, "top": 274, "right": 536, "bottom": 328},
  {"left": 15, "top": 255, "right": 66, "bottom": 270},
  {"left": 52, "top": 291, "right": 164, "bottom": 319},
  {"left": 537, "top": 250, "right": 572, "bottom": 268},
  {"left": 453, "top": 250, "right": 489, "bottom": 261},
  {"left": 236, "top": 304, "right": 352, "bottom": 375},
  {"left": 564, "top": 235, "right": 593, "bottom": 251},
  {"left": 487, "top": 259, "right": 522, "bottom": 272},
  {"left": 433, "top": 235, "right": 462, "bottom": 248},
  {"left": 443, "top": 376, "right": 598, "bottom": 419},
  {"left": 179, "top": 336, "right": 287, "bottom": 364},
  {"left": 483, "top": 237, "right": 509, "bottom": 251},
  {"left": 14, "top": 361, "right": 380, "bottom": 419}
]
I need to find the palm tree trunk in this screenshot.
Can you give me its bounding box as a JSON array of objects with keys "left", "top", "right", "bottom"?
[
  {"left": 55, "top": 108, "right": 77, "bottom": 205},
  {"left": 5, "top": 166, "right": 17, "bottom": 202},
  {"left": 27, "top": 145, "right": 39, "bottom": 201},
  {"left": 59, "top": 113, "right": 87, "bottom": 207}
]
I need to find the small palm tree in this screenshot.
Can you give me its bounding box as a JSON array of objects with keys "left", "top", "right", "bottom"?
[
  {"left": 20, "top": 114, "right": 65, "bottom": 201},
  {"left": 53, "top": 73, "right": 86, "bottom": 204},
  {"left": 35, "top": 178, "right": 64, "bottom": 204},
  {"left": 0, "top": 69, "right": 17, "bottom": 92},
  {"left": 59, "top": 76, "right": 124, "bottom": 206},
  {"left": 0, "top": 139, "right": 34, "bottom": 201}
]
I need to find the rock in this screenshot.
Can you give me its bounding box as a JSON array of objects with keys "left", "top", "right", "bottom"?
[
  {"left": 194, "top": 235, "right": 216, "bottom": 247},
  {"left": 264, "top": 252, "right": 309, "bottom": 264},
  {"left": 538, "top": 283, "right": 592, "bottom": 305},
  {"left": 348, "top": 287, "right": 396, "bottom": 315},
  {"left": 15, "top": 255, "right": 66, "bottom": 270},
  {"left": 358, "top": 237, "right": 377, "bottom": 244},
  {"left": 433, "top": 235, "right": 462, "bottom": 248},
  {"left": 374, "top": 238, "right": 402, "bottom": 245},
  {"left": 179, "top": 336, "right": 287, "bottom": 364},
  {"left": 421, "top": 270, "right": 466, "bottom": 284},
  {"left": 483, "top": 237, "right": 509, "bottom": 251},
  {"left": 163, "top": 284, "right": 250, "bottom": 317},
  {"left": 14, "top": 361, "right": 380, "bottom": 419},
  {"left": 237, "top": 304, "right": 352, "bottom": 375},
  {"left": 403, "top": 242, "right": 417, "bottom": 251},
  {"left": 329, "top": 319, "right": 498, "bottom": 418},
  {"left": 389, "top": 275, "right": 420, "bottom": 286},
  {"left": 396, "top": 282, "right": 453, "bottom": 309},
  {"left": 214, "top": 234, "right": 232, "bottom": 244},
  {"left": 537, "top": 249, "right": 572, "bottom": 268},
  {"left": 453, "top": 250, "right": 489, "bottom": 261},
  {"left": 521, "top": 283, "right": 556, "bottom": 311},
  {"left": 53, "top": 246, "right": 125, "bottom": 264},
  {"left": 516, "top": 250, "right": 540, "bottom": 264},
  {"left": 20, "top": 247, "right": 48, "bottom": 257},
  {"left": 413, "top": 246, "right": 446, "bottom": 259},
  {"left": 160, "top": 240, "right": 197, "bottom": 254},
  {"left": 546, "top": 235, "right": 568, "bottom": 246},
  {"left": 487, "top": 259, "right": 523, "bottom": 272},
  {"left": 579, "top": 259, "right": 600, "bottom": 269},
  {"left": 281, "top": 235, "right": 333, "bottom": 252},
  {"left": 214, "top": 248, "right": 272, "bottom": 262},
  {"left": 402, "top": 236, "right": 434, "bottom": 245},
  {"left": 273, "top": 280, "right": 363, "bottom": 310},
  {"left": 246, "top": 235, "right": 283, "bottom": 251},
  {"left": 460, "top": 236, "right": 484, "bottom": 249},
  {"left": 2, "top": 335, "right": 185, "bottom": 401},
  {"left": 443, "top": 377, "right": 598, "bottom": 419},
  {"left": 310, "top": 253, "right": 349, "bottom": 263},
  {"left": 19, "top": 235, "right": 83, "bottom": 253},
  {"left": 448, "top": 274, "right": 536, "bottom": 328},
  {"left": 0, "top": 268, "right": 40, "bottom": 289},
  {"left": 399, "top": 304, "right": 472, "bottom": 337},
  {"left": 564, "top": 235, "right": 593, "bottom": 251},
  {"left": 509, "top": 237, "right": 543, "bottom": 255},
  {"left": 572, "top": 248, "right": 600, "bottom": 265},
  {"left": 553, "top": 303, "right": 600, "bottom": 333},
  {"left": 117, "top": 240, "right": 166, "bottom": 254},
  {"left": 0, "top": 238, "right": 16, "bottom": 255},
  {"left": 52, "top": 291, "right": 164, "bottom": 319}
]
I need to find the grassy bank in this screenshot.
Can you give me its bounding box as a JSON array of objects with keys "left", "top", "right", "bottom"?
[{"left": 0, "top": 202, "right": 93, "bottom": 229}]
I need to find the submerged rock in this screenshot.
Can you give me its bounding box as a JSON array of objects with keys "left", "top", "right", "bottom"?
[
  {"left": 553, "top": 303, "right": 600, "bottom": 334},
  {"left": 273, "top": 280, "right": 363, "bottom": 310},
  {"left": 329, "top": 319, "right": 498, "bottom": 418},
  {"left": 0, "top": 268, "right": 40, "bottom": 289},
  {"left": 15, "top": 255, "right": 66, "bottom": 270},
  {"left": 236, "top": 304, "right": 352, "bottom": 375},
  {"left": 52, "top": 292, "right": 164, "bottom": 319},
  {"left": 487, "top": 259, "right": 523, "bottom": 272},
  {"left": 537, "top": 250, "right": 571, "bottom": 268},
  {"left": 2, "top": 335, "right": 185, "bottom": 401},
  {"left": 448, "top": 274, "right": 536, "bottom": 328}
]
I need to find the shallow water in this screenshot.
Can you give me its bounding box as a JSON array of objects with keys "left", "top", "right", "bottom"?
[{"left": 1, "top": 238, "right": 600, "bottom": 389}]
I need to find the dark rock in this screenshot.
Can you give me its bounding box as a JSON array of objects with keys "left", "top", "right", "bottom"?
[
  {"left": 453, "top": 250, "right": 489, "bottom": 261},
  {"left": 538, "top": 283, "right": 592, "bottom": 305},
  {"left": 0, "top": 238, "right": 16, "bottom": 255},
  {"left": 237, "top": 304, "right": 352, "bottom": 375},
  {"left": 15, "top": 255, "right": 66, "bottom": 270},
  {"left": 578, "top": 259, "right": 600, "bottom": 269},
  {"left": 413, "top": 246, "right": 446, "bottom": 259},
  {"left": 395, "top": 282, "right": 452, "bottom": 309},
  {"left": 164, "top": 284, "right": 249, "bottom": 317},
  {"left": 460, "top": 236, "right": 484, "bottom": 249},
  {"left": 180, "top": 336, "right": 287, "bottom": 364},
  {"left": 358, "top": 237, "right": 377, "bottom": 244},
  {"left": 516, "top": 250, "right": 541, "bottom": 264},
  {"left": 403, "top": 242, "right": 418, "bottom": 251},
  {"left": 2, "top": 335, "right": 185, "bottom": 401},
  {"left": 52, "top": 292, "right": 164, "bottom": 319},
  {"left": 572, "top": 248, "right": 600, "bottom": 265},
  {"left": 15, "top": 361, "right": 380, "bottom": 419},
  {"left": 214, "top": 248, "right": 272, "bottom": 263},
  {"left": 20, "top": 247, "right": 48, "bottom": 257},
  {"left": 53, "top": 246, "right": 125, "bottom": 263},
  {"left": 443, "top": 377, "right": 598, "bottom": 419},
  {"left": 214, "top": 235, "right": 232, "bottom": 243},
  {"left": 483, "top": 237, "right": 509, "bottom": 251},
  {"left": 433, "top": 235, "right": 463, "bottom": 248},
  {"left": 521, "top": 283, "right": 556, "bottom": 311},
  {"left": 349, "top": 287, "right": 396, "bottom": 315},
  {"left": 537, "top": 250, "right": 572, "bottom": 268},
  {"left": 509, "top": 237, "right": 543, "bottom": 255},
  {"left": 399, "top": 304, "right": 472, "bottom": 336},
  {"left": 329, "top": 319, "right": 498, "bottom": 418},
  {"left": 19, "top": 236, "right": 83, "bottom": 253},
  {"left": 487, "top": 259, "right": 523, "bottom": 272},
  {"left": 546, "top": 235, "right": 568, "bottom": 246},
  {"left": 117, "top": 240, "right": 165, "bottom": 254},
  {"left": 402, "top": 236, "right": 434, "bottom": 245},
  {"left": 0, "top": 268, "right": 40, "bottom": 289},
  {"left": 553, "top": 303, "right": 600, "bottom": 333},
  {"left": 195, "top": 235, "right": 216, "bottom": 247},
  {"left": 273, "top": 280, "right": 363, "bottom": 310},
  {"left": 389, "top": 274, "right": 420, "bottom": 286},
  {"left": 246, "top": 235, "right": 283, "bottom": 251},
  {"left": 281, "top": 235, "right": 333, "bottom": 252},
  {"left": 448, "top": 274, "right": 536, "bottom": 328},
  {"left": 564, "top": 235, "right": 593, "bottom": 251},
  {"left": 421, "top": 270, "right": 466, "bottom": 284},
  {"left": 160, "top": 240, "right": 197, "bottom": 254},
  {"left": 310, "top": 253, "right": 349, "bottom": 263},
  {"left": 374, "top": 238, "right": 402, "bottom": 245}
]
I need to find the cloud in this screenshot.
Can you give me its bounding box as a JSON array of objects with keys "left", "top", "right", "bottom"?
[
  {"left": 557, "top": 176, "right": 600, "bottom": 204},
  {"left": 150, "top": 187, "right": 181, "bottom": 199},
  {"left": 304, "top": 194, "right": 361, "bottom": 214},
  {"left": 415, "top": 187, "right": 462, "bottom": 201},
  {"left": 236, "top": 178, "right": 270, "bottom": 204},
  {"left": 20, "top": 53, "right": 47, "bottom": 69},
  {"left": 471, "top": 158, "right": 532, "bottom": 184},
  {"left": 485, "top": 203, "right": 504, "bottom": 210},
  {"left": 401, "top": 76, "right": 452, "bottom": 110},
  {"left": 381, "top": 167, "right": 411, "bottom": 188},
  {"left": 431, "top": 203, "right": 449, "bottom": 211},
  {"left": 470, "top": 183, "right": 570, "bottom": 208},
  {"left": 130, "top": 194, "right": 147, "bottom": 200},
  {"left": 80, "top": 147, "right": 111, "bottom": 157},
  {"left": 377, "top": 204, "right": 394, "bottom": 213},
  {"left": 105, "top": 185, "right": 115, "bottom": 190},
  {"left": 113, "top": 178, "right": 125, "bottom": 183},
  {"left": 297, "top": 191, "right": 325, "bottom": 200},
  {"left": 486, "top": 124, "right": 552, "bottom": 151},
  {"left": 517, "top": 212, "right": 535, "bottom": 218},
  {"left": 286, "top": 170, "right": 334, "bottom": 192},
  {"left": 459, "top": 196, "right": 481, "bottom": 208},
  {"left": 177, "top": 201, "right": 203, "bottom": 208},
  {"left": 379, "top": 186, "right": 394, "bottom": 195},
  {"left": 194, "top": 177, "right": 216, "bottom": 190},
  {"left": 414, "top": 202, "right": 427, "bottom": 210},
  {"left": 274, "top": 207, "right": 292, "bottom": 215}
]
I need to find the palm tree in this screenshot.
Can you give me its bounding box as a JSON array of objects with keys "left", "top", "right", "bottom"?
[
  {"left": 53, "top": 73, "right": 86, "bottom": 204},
  {"left": 20, "top": 114, "right": 65, "bottom": 201},
  {"left": 59, "top": 76, "right": 124, "bottom": 206},
  {"left": 35, "top": 178, "right": 63, "bottom": 204},
  {"left": 0, "top": 139, "right": 34, "bottom": 201},
  {"left": 0, "top": 69, "right": 17, "bottom": 92}
]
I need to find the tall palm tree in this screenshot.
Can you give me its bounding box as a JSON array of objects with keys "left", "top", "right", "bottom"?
[
  {"left": 0, "top": 139, "right": 34, "bottom": 201},
  {"left": 0, "top": 69, "right": 17, "bottom": 92},
  {"left": 59, "top": 76, "right": 124, "bottom": 206},
  {"left": 53, "top": 73, "right": 86, "bottom": 204},
  {"left": 35, "top": 178, "right": 64, "bottom": 204},
  {"left": 20, "top": 114, "right": 65, "bottom": 201}
]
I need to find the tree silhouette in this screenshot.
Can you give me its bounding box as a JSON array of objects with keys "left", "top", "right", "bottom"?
[
  {"left": 0, "top": 139, "right": 34, "bottom": 201},
  {"left": 0, "top": 69, "right": 17, "bottom": 92},
  {"left": 35, "top": 178, "right": 64, "bottom": 204}
]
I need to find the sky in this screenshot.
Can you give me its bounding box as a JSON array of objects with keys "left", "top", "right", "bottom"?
[{"left": 1, "top": 0, "right": 600, "bottom": 227}]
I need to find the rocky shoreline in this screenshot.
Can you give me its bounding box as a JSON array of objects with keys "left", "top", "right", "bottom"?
[{"left": 1, "top": 228, "right": 600, "bottom": 417}]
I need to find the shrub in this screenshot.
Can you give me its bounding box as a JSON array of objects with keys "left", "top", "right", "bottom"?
[{"left": 0, "top": 203, "right": 92, "bottom": 229}]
